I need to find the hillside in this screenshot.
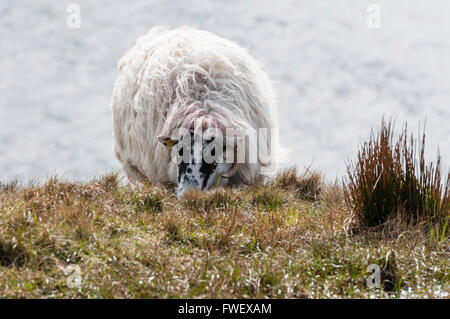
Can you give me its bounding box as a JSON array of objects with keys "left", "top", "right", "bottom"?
[{"left": 0, "top": 169, "right": 447, "bottom": 298}]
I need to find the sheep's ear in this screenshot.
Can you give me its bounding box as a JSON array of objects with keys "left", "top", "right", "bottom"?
[{"left": 157, "top": 135, "right": 178, "bottom": 147}]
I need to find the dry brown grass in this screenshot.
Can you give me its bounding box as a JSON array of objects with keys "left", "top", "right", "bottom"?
[
  {"left": 0, "top": 170, "right": 448, "bottom": 298},
  {"left": 272, "top": 166, "right": 322, "bottom": 201},
  {"left": 345, "top": 120, "right": 449, "bottom": 231}
]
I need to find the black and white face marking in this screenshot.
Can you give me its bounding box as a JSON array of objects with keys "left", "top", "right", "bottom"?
[
  {"left": 158, "top": 131, "right": 239, "bottom": 198},
  {"left": 175, "top": 138, "right": 233, "bottom": 198}
]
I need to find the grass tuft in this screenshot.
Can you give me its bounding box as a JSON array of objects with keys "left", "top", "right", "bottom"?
[
  {"left": 273, "top": 166, "right": 322, "bottom": 201},
  {"left": 131, "top": 193, "right": 163, "bottom": 213},
  {"left": 0, "top": 180, "right": 19, "bottom": 193},
  {"left": 345, "top": 119, "right": 449, "bottom": 231},
  {"left": 251, "top": 187, "right": 285, "bottom": 211}
]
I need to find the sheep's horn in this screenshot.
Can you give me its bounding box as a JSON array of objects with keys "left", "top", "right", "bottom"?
[{"left": 221, "top": 163, "right": 239, "bottom": 178}]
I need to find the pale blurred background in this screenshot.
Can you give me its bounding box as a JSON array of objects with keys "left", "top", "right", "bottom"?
[{"left": 1, "top": 0, "right": 449, "bottom": 183}]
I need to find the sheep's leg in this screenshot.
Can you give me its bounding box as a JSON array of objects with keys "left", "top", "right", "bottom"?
[{"left": 123, "top": 162, "right": 148, "bottom": 187}]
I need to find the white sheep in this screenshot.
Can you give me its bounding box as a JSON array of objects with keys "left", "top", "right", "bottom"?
[{"left": 111, "top": 27, "right": 283, "bottom": 196}]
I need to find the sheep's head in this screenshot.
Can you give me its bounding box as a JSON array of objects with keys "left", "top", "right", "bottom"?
[{"left": 158, "top": 131, "right": 239, "bottom": 198}]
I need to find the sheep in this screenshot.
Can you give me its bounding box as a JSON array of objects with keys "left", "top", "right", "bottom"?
[{"left": 111, "top": 27, "right": 283, "bottom": 197}]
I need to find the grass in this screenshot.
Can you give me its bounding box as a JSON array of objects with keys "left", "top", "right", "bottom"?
[
  {"left": 345, "top": 120, "right": 449, "bottom": 231},
  {"left": 0, "top": 169, "right": 448, "bottom": 298}
]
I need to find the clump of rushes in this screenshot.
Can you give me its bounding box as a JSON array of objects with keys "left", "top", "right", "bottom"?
[{"left": 345, "top": 119, "right": 449, "bottom": 231}]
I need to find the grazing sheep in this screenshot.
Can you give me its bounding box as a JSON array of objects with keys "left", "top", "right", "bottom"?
[{"left": 111, "top": 27, "right": 283, "bottom": 196}]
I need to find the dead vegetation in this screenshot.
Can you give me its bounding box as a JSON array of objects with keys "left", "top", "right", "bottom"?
[{"left": 345, "top": 119, "right": 449, "bottom": 234}]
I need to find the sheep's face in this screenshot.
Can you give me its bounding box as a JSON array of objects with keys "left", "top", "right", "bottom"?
[{"left": 158, "top": 133, "right": 239, "bottom": 198}]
